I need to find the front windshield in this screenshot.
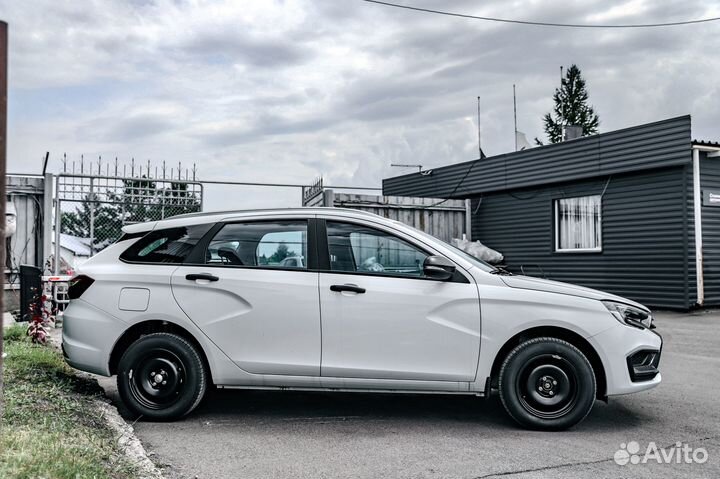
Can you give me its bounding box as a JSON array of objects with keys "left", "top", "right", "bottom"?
[{"left": 403, "top": 224, "right": 497, "bottom": 272}]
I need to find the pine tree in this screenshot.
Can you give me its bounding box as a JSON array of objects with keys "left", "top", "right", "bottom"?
[{"left": 542, "top": 65, "right": 600, "bottom": 143}]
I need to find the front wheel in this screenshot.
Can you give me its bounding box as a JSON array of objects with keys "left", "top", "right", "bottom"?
[
  {"left": 117, "top": 332, "right": 208, "bottom": 421},
  {"left": 498, "top": 337, "right": 596, "bottom": 430}
]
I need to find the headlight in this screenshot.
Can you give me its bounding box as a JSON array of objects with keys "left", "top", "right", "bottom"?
[{"left": 602, "top": 301, "right": 652, "bottom": 329}]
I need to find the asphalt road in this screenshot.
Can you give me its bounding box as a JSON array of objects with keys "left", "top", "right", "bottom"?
[{"left": 98, "top": 311, "right": 720, "bottom": 479}]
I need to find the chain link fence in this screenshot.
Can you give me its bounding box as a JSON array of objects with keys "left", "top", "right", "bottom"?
[{"left": 55, "top": 170, "right": 202, "bottom": 274}]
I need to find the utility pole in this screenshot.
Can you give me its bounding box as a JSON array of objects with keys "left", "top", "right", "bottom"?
[
  {"left": 477, "top": 96, "right": 482, "bottom": 159},
  {"left": 0, "top": 20, "right": 8, "bottom": 420},
  {"left": 513, "top": 84, "right": 518, "bottom": 152}
]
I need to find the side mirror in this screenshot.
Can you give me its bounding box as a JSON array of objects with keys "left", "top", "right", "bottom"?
[{"left": 423, "top": 255, "right": 456, "bottom": 281}]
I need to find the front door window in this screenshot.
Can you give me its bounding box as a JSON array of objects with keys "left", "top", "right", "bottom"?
[{"left": 326, "top": 221, "right": 428, "bottom": 277}]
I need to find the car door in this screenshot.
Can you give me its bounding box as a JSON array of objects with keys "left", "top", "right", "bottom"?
[
  {"left": 318, "top": 220, "right": 481, "bottom": 382},
  {"left": 171, "top": 218, "right": 321, "bottom": 376}
]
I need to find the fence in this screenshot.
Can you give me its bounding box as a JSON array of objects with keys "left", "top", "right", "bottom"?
[
  {"left": 53, "top": 159, "right": 203, "bottom": 274},
  {"left": 303, "top": 184, "right": 470, "bottom": 244},
  {"left": 5, "top": 175, "right": 48, "bottom": 289},
  {"left": 34, "top": 157, "right": 468, "bottom": 275}
]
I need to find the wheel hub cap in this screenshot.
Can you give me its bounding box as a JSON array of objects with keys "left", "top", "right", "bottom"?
[
  {"left": 515, "top": 353, "right": 580, "bottom": 420},
  {"left": 129, "top": 350, "right": 187, "bottom": 410}
]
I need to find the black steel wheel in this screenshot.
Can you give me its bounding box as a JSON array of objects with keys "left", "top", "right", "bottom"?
[
  {"left": 118, "top": 333, "right": 207, "bottom": 421},
  {"left": 499, "top": 337, "right": 596, "bottom": 430}
]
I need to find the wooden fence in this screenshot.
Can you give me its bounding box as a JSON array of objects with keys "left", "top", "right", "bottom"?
[{"left": 304, "top": 189, "right": 470, "bottom": 244}]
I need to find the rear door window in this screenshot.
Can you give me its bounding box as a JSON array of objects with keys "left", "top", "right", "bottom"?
[
  {"left": 207, "top": 220, "right": 308, "bottom": 269},
  {"left": 120, "top": 224, "right": 213, "bottom": 264}
]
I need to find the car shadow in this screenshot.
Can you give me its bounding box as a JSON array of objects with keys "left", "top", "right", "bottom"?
[
  {"left": 148, "top": 387, "right": 650, "bottom": 432},
  {"left": 104, "top": 377, "right": 653, "bottom": 432}
]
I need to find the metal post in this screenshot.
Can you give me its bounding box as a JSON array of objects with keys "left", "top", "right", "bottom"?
[
  {"left": 477, "top": 96, "right": 482, "bottom": 159},
  {"left": 43, "top": 173, "right": 54, "bottom": 271},
  {"left": 465, "top": 199, "right": 472, "bottom": 242},
  {"left": 54, "top": 175, "right": 61, "bottom": 275},
  {"left": 513, "top": 84, "right": 518, "bottom": 152},
  {"left": 89, "top": 177, "right": 95, "bottom": 255},
  {"left": 0, "top": 20, "right": 9, "bottom": 415}
]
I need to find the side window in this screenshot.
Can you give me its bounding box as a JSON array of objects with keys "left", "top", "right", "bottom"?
[
  {"left": 120, "top": 224, "right": 213, "bottom": 264},
  {"left": 207, "top": 220, "right": 308, "bottom": 269},
  {"left": 326, "top": 221, "right": 428, "bottom": 277}
]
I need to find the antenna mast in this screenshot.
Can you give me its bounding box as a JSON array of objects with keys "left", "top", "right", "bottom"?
[
  {"left": 477, "top": 96, "right": 482, "bottom": 159},
  {"left": 513, "top": 84, "right": 518, "bottom": 152}
]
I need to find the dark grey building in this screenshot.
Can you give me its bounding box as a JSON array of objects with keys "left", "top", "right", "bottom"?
[{"left": 383, "top": 116, "right": 720, "bottom": 310}]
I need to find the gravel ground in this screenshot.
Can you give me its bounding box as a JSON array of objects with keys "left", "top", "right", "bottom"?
[{"left": 98, "top": 311, "right": 720, "bottom": 479}]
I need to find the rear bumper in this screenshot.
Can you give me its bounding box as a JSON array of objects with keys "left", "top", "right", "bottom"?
[
  {"left": 62, "top": 299, "right": 126, "bottom": 376},
  {"left": 589, "top": 322, "right": 663, "bottom": 396}
]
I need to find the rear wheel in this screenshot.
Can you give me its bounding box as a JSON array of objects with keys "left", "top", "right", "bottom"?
[
  {"left": 117, "top": 332, "right": 207, "bottom": 421},
  {"left": 498, "top": 337, "right": 596, "bottom": 430}
]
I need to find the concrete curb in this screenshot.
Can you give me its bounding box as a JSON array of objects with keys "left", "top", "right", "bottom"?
[
  {"left": 93, "top": 393, "right": 163, "bottom": 479},
  {"left": 47, "top": 327, "right": 163, "bottom": 479}
]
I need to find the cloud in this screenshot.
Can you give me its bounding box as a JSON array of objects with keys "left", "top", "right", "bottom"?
[{"left": 3, "top": 0, "right": 720, "bottom": 212}]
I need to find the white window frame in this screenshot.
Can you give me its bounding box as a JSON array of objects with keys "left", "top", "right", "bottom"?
[{"left": 554, "top": 195, "right": 603, "bottom": 253}]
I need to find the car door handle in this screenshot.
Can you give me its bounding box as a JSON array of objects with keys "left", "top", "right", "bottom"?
[
  {"left": 185, "top": 273, "right": 219, "bottom": 282},
  {"left": 330, "top": 284, "right": 366, "bottom": 294}
]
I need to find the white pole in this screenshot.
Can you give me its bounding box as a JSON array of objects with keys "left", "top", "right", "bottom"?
[
  {"left": 477, "top": 96, "right": 482, "bottom": 159},
  {"left": 693, "top": 147, "right": 704, "bottom": 305},
  {"left": 513, "top": 85, "right": 518, "bottom": 152}
]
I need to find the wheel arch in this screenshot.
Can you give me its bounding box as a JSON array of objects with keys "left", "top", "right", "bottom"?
[
  {"left": 109, "top": 320, "right": 213, "bottom": 384},
  {"left": 489, "top": 326, "right": 607, "bottom": 400}
]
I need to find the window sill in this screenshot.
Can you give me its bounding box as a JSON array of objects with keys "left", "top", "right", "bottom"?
[{"left": 554, "top": 248, "right": 603, "bottom": 254}]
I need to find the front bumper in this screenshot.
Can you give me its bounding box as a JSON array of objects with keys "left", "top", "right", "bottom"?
[{"left": 589, "top": 322, "right": 663, "bottom": 396}]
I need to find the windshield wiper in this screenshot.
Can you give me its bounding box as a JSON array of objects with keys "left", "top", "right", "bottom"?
[{"left": 490, "top": 267, "right": 513, "bottom": 276}]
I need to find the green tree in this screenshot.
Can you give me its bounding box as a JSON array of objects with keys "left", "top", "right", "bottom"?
[
  {"left": 542, "top": 64, "right": 600, "bottom": 144},
  {"left": 61, "top": 193, "right": 123, "bottom": 250},
  {"left": 268, "top": 242, "right": 295, "bottom": 263}
]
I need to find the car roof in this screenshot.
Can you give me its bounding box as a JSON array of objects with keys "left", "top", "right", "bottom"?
[{"left": 121, "top": 207, "right": 383, "bottom": 234}]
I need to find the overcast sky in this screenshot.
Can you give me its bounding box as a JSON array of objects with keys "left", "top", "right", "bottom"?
[{"left": 2, "top": 0, "right": 719, "bottom": 210}]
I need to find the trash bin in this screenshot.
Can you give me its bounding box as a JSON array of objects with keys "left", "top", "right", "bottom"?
[{"left": 19, "top": 264, "right": 42, "bottom": 322}]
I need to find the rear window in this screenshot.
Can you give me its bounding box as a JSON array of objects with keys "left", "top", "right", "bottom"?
[{"left": 120, "top": 224, "right": 213, "bottom": 264}]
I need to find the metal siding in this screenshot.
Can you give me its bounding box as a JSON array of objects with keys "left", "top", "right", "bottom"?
[
  {"left": 700, "top": 154, "right": 720, "bottom": 305},
  {"left": 471, "top": 167, "right": 690, "bottom": 309},
  {"left": 383, "top": 116, "right": 692, "bottom": 198}
]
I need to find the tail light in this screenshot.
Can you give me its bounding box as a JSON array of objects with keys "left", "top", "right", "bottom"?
[{"left": 68, "top": 275, "right": 94, "bottom": 299}]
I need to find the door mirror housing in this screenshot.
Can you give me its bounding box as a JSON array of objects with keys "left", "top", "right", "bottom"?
[{"left": 423, "top": 255, "right": 456, "bottom": 281}]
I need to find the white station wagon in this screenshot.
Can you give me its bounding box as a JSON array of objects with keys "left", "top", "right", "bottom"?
[{"left": 62, "top": 208, "right": 662, "bottom": 430}]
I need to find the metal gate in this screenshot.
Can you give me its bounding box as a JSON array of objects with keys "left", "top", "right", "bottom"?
[{"left": 53, "top": 159, "right": 202, "bottom": 274}]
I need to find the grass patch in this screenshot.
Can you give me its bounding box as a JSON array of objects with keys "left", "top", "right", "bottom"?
[
  {"left": 3, "top": 324, "right": 26, "bottom": 342},
  {"left": 1, "top": 328, "right": 138, "bottom": 478}
]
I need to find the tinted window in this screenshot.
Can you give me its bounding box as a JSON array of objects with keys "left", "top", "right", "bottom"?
[
  {"left": 120, "top": 224, "right": 212, "bottom": 264},
  {"left": 207, "top": 221, "right": 307, "bottom": 269},
  {"left": 326, "top": 221, "right": 428, "bottom": 277}
]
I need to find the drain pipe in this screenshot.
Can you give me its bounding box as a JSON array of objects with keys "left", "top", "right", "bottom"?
[
  {"left": 693, "top": 144, "right": 720, "bottom": 306},
  {"left": 692, "top": 147, "right": 704, "bottom": 306}
]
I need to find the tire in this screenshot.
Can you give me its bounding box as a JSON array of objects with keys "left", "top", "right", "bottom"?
[
  {"left": 498, "top": 337, "right": 596, "bottom": 430},
  {"left": 117, "top": 332, "right": 208, "bottom": 421}
]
